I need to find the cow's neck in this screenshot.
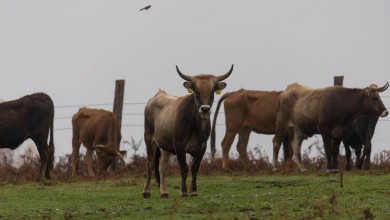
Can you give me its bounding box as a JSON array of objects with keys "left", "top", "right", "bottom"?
[{"left": 180, "top": 94, "right": 211, "bottom": 140}]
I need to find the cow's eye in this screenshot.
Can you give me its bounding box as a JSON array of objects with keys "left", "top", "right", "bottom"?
[{"left": 194, "top": 89, "right": 200, "bottom": 97}]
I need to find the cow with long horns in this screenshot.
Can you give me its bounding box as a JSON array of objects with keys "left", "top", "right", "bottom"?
[
  {"left": 287, "top": 82, "right": 388, "bottom": 172},
  {"left": 143, "top": 65, "right": 233, "bottom": 198}
]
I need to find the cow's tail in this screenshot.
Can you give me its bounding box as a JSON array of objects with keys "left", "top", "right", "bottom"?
[
  {"left": 48, "top": 105, "right": 55, "bottom": 171},
  {"left": 211, "top": 91, "right": 234, "bottom": 159},
  {"left": 154, "top": 147, "right": 161, "bottom": 188}
]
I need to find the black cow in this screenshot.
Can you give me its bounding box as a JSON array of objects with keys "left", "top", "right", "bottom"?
[
  {"left": 290, "top": 83, "right": 388, "bottom": 172},
  {"left": 143, "top": 65, "right": 233, "bottom": 198},
  {"left": 343, "top": 114, "right": 379, "bottom": 170},
  {"left": 0, "top": 93, "right": 55, "bottom": 180}
]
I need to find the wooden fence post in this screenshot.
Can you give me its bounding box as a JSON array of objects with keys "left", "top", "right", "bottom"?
[
  {"left": 113, "top": 79, "right": 125, "bottom": 131},
  {"left": 334, "top": 76, "right": 344, "bottom": 87}
]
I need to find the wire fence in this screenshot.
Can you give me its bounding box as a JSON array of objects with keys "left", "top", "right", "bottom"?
[{"left": 53, "top": 99, "right": 390, "bottom": 131}]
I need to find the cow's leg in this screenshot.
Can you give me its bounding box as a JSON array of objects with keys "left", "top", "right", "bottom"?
[
  {"left": 331, "top": 138, "right": 341, "bottom": 170},
  {"left": 190, "top": 145, "right": 206, "bottom": 197},
  {"left": 221, "top": 130, "right": 237, "bottom": 170},
  {"left": 283, "top": 127, "right": 294, "bottom": 162},
  {"left": 159, "top": 150, "right": 170, "bottom": 198},
  {"left": 85, "top": 149, "right": 95, "bottom": 177},
  {"left": 272, "top": 136, "right": 283, "bottom": 172},
  {"left": 143, "top": 135, "right": 156, "bottom": 198},
  {"left": 33, "top": 140, "right": 49, "bottom": 181},
  {"left": 272, "top": 116, "right": 291, "bottom": 172},
  {"left": 291, "top": 130, "right": 306, "bottom": 172},
  {"left": 362, "top": 143, "right": 372, "bottom": 170},
  {"left": 355, "top": 144, "right": 363, "bottom": 169},
  {"left": 71, "top": 138, "right": 81, "bottom": 177},
  {"left": 343, "top": 141, "right": 352, "bottom": 171},
  {"left": 46, "top": 139, "right": 55, "bottom": 179},
  {"left": 322, "top": 134, "right": 334, "bottom": 172},
  {"left": 236, "top": 128, "right": 251, "bottom": 169},
  {"left": 176, "top": 148, "right": 189, "bottom": 197}
]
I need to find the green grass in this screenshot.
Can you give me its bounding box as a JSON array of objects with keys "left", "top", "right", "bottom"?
[{"left": 0, "top": 172, "right": 389, "bottom": 219}]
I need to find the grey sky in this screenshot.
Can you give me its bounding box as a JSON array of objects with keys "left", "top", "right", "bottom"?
[{"left": 0, "top": 0, "right": 389, "bottom": 161}]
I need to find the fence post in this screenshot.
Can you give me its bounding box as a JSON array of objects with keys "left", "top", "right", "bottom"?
[
  {"left": 334, "top": 76, "right": 344, "bottom": 86},
  {"left": 113, "top": 79, "right": 125, "bottom": 131}
]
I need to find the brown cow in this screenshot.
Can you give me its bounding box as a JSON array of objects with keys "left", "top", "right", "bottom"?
[
  {"left": 71, "top": 107, "right": 126, "bottom": 177},
  {"left": 0, "top": 93, "right": 54, "bottom": 180},
  {"left": 277, "top": 83, "right": 388, "bottom": 172},
  {"left": 143, "top": 65, "right": 232, "bottom": 198},
  {"left": 210, "top": 89, "right": 293, "bottom": 170},
  {"left": 272, "top": 83, "right": 312, "bottom": 171}
]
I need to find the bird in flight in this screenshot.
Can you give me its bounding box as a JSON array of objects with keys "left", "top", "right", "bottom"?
[{"left": 139, "top": 5, "right": 151, "bottom": 11}]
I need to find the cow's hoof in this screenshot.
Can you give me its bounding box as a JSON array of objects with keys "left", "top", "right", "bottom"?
[
  {"left": 190, "top": 192, "right": 198, "bottom": 197},
  {"left": 160, "top": 193, "right": 169, "bottom": 198},
  {"left": 272, "top": 168, "right": 279, "bottom": 173},
  {"left": 143, "top": 192, "right": 151, "bottom": 198},
  {"left": 345, "top": 166, "right": 351, "bottom": 171},
  {"left": 180, "top": 192, "right": 188, "bottom": 197}
]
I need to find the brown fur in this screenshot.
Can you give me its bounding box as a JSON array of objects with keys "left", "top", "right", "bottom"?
[
  {"left": 143, "top": 66, "right": 232, "bottom": 198},
  {"left": 272, "top": 83, "right": 312, "bottom": 171},
  {"left": 71, "top": 107, "right": 124, "bottom": 177},
  {"left": 210, "top": 89, "right": 293, "bottom": 170}
]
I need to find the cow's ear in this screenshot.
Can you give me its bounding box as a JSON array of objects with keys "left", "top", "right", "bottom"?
[
  {"left": 365, "top": 87, "right": 374, "bottom": 97},
  {"left": 215, "top": 82, "right": 227, "bottom": 94},
  {"left": 183, "top": 82, "right": 194, "bottom": 93}
]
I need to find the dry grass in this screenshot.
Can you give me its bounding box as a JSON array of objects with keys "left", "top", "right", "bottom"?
[{"left": 1, "top": 145, "right": 390, "bottom": 183}]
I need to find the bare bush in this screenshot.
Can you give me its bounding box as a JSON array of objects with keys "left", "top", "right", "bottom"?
[{"left": 1, "top": 137, "right": 390, "bottom": 184}]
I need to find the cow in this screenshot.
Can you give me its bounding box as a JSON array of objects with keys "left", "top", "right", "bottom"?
[
  {"left": 142, "top": 65, "right": 233, "bottom": 198},
  {"left": 272, "top": 83, "right": 312, "bottom": 172},
  {"left": 281, "top": 82, "right": 388, "bottom": 172},
  {"left": 71, "top": 107, "right": 126, "bottom": 177},
  {"left": 343, "top": 111, "right": 379, "bottom": 171},
  {"left": 0, "top": 93, "right": 54, "bottom": 180},
  {"left": 210, "top": 89, "right": 293, "bottom": 170}
]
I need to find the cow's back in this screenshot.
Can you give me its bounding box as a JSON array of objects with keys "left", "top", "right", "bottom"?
[
  {"left": 144, "top": 90, "right": 184, "bottom": 147},
  {"left": 0, "top": 93, "right": 54, "bottom": 149},
  {"left": 275, "top": 83, "right": 312, "bottom": 127},
  {"left": 292, "top": 89, "right": 325, "bottom": 134},
  {"left": 72, "top": 108, "right": 119, "bottom": 148},
  {"left": 224, "top": 89, "right": 282, "bottom": 134}
]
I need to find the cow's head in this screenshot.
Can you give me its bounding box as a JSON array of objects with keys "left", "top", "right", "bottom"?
[
  {"left": 176, "top": 65, "right": 233, "bottom": 119},
  {"left": 363, "top": 82, "right": 388, "bottom": 117},
  {"left": 94, "top": 145, "right": 127, "bottom": 174}
]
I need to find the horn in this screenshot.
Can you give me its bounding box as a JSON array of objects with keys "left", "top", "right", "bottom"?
[
  {"left": 377, "top": 82, "right": 389, "bottom": 92},
  {"left": 176, "top": 65, "right": 193, "bottom": 82},
  {"left": 216, "top": 64, "right": 234, "bottom": 82}
]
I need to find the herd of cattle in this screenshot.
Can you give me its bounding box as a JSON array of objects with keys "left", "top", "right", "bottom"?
[{"left": 0, "top": 65, "right": 388, "bottom": 198}]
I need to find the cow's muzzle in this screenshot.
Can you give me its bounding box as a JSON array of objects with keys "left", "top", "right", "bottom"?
[
  {"left": 381, "top": 110, "right": 389, "bottom": 117},
  {"left": 199, "top": 105, "right": 211, "bottom": 118}
]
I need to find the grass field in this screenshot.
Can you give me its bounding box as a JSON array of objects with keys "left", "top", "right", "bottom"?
[{"left": 1, "top": 171, "right": 389, "bottom": 219}]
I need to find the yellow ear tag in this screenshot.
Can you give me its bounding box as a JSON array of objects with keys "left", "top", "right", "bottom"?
[
  {"left": 215, "top": 89, "right": 221, "bottom": 94},
  {"left": 188, "top": 88, "right": 193, "bottom": 93}
]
